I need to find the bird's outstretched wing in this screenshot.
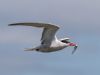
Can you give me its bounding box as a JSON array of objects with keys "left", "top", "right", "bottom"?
[{"left": 9, "top": 22, "right": 59, "bottom": 45}]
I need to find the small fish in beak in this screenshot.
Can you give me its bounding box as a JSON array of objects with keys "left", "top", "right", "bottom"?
[
  {"left": 72, "top": 45, "right": 78, "bottom": 54},
  {"left": 68, "top": 43, "right": 78, "bottom": 54}
]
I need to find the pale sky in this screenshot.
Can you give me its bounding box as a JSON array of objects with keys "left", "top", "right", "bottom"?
[{"left": 0, "top": 0, "right": 100, "bottom": 75}]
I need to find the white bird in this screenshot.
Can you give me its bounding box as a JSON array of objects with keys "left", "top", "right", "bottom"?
[{"left": 9, "top": 22, "right": 78, "bottom": 54}]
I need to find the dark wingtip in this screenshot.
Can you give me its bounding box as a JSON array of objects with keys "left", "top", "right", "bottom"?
[
  {"left": 8, "top": 23, "right": 17, "bottom": 26},
  {"left": 8, "top": 24, "right": 12, "bottom": 26}
]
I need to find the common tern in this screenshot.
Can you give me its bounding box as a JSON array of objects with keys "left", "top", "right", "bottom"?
[{"left": 9, "top": 22, "right": 78, "bottom": 54}]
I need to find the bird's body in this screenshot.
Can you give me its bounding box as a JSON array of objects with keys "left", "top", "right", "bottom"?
[
  {"left": 9, "top": 22, "right": 78, "bottom": 54},
  {"left": 33, "top": 36, "right": 68, "bottom": 52}
]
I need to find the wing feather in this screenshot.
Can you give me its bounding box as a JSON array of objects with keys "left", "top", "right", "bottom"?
[
  {"left": 41, "top": 27, "right": 59, "bottom": 45},
  {"left": 9, "top": 22, "right": 59, "bottom": 28},
  {"left": 9, "top": 22, "right": 59, "bottom": 45}
]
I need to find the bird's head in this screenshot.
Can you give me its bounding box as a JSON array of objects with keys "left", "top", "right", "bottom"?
[
  {"left": 60, "top": 38, "right": 78, "bottom": 54},
  {"left": 68, "top": 42, "right": 78, "bottom": 54}
]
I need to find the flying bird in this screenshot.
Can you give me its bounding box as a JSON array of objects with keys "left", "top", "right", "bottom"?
[{"left": 9, "top": 22, "right": 78, "bottom": 54}]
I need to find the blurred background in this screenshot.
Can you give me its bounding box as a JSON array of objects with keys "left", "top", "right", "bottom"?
[{"left": 0, "top": 0, "right": 100, "bottom": 75}]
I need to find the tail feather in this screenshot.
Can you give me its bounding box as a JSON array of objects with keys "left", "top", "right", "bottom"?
[{"left": 24, "top": 48, "right": 36, "bottom": 51}]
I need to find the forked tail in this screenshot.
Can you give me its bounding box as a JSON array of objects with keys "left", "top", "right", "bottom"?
[{"left": 24, "top": 48, "right": 36, "bottom": 51}]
